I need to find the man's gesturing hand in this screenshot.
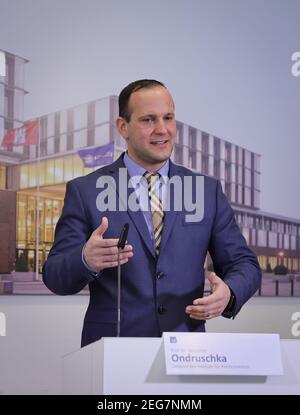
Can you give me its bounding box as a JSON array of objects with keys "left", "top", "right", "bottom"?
[
  {"left": 185, "top": 272, "right": 231, "bottom": 320},
  {"left": 83, "top": 217, "right": 133, "bottom": 272}
]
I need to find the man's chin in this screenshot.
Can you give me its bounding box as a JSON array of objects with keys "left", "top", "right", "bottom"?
[{"left": 149, "top": 149, "right": 173, "bottom": 163}]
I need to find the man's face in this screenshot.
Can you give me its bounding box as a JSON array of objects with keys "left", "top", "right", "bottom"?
[{"left": 117, "top": 86, "right": 177, "bottom": 171}]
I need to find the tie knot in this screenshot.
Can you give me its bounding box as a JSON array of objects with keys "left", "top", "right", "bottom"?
[{"left": 144, "top": 172, "right": 160, "bottom": 185}]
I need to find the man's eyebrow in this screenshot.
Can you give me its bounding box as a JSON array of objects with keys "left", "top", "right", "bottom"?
[{"left": 138, "top": 112, "right": 175, "bottom": 119}]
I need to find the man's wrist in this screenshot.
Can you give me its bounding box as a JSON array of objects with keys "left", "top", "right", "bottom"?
[
  {"left": 222, "top": 288, "right": 236, "bottom": 318},
  {"left": 82, "top": 244, "right": 101, "bottom": 277}
]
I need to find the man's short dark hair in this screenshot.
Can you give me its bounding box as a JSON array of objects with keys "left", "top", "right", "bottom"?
[{"left": 118, "top": 79, "right": 166, "bottom": 122}]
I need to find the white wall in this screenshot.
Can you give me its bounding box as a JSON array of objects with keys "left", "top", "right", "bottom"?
[
  {"left": 0, "top": 295, "right": 88, "bottom": 395},
  {"left": 0, "top": 295, "right": 299, "bottom": 394}
]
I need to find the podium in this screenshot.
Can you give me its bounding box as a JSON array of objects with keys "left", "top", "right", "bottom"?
[{"left": 62, "top": 337, "right": 300, "bottom": 395}]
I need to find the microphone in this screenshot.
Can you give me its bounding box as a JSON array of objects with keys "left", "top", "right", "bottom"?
[
  {"left": 117, "top": 223, "right": 129, "bottom": 337},
  {"left": 117, "top": 223, "right": 129, "bottom": 249}
]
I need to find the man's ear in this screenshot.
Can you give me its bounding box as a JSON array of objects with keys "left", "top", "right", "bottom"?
[{"left": 116, "top": 117, "right": 129, "bottom": 141}]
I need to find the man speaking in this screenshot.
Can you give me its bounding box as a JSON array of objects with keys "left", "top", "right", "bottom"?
[{"left": 43, "top": 79, "right": 261, "bottom": 347}]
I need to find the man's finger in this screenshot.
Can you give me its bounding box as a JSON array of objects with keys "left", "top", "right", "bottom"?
[{"left": 94, "top": 216, "right": 109, "bottom": 237}]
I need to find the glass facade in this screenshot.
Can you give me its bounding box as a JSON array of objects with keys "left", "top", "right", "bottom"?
[
  {"left": 236, "top": 210, "right": 300, "bottom": 272},
  {"left": 16, "top": 193, "right": 64, "bottom": 272},
  {"left": 0, "top": 165, "right": 6, "bottom": 189},
  {"left": 20, "top": 154, "right": 95, "bottom": 189}
]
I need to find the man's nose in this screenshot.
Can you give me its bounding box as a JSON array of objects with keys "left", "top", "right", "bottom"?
[{"left": 154, "top": 118, "right": 167, "bottom": 134}]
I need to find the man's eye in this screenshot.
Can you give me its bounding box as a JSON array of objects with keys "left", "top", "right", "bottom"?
[{"left": 142, "top": 118, "right": 152, "bottom": 123}]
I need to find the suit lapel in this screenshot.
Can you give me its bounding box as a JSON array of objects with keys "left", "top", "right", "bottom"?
[
  {"left": 106, "top": 155, "right": 156, "bottom": 258},
  {"left": 159, "top": 161, "right": 181, "bottom": 255}
]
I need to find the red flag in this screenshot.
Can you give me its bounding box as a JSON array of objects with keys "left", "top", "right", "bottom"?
[{"left": 1, "top": 120, "right": 38, "bottom": 147}]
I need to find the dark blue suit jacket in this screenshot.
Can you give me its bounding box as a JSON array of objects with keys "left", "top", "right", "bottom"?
[{"left": 43, "top": 154, "right": 261, "bottom": 346}]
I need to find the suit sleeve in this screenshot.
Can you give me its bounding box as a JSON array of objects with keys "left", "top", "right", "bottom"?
[
  {"left": 208, "top": 181, "right": 262, "bottom": 317},
  {"left": 42, "top": 180, "right": 97, "bottom": 295}
]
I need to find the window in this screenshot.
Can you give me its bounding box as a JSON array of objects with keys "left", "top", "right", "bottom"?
[
  {"left": 87, "top": 102, "right": 95, "bottom": 146},
  {"left": 74, "top": 104, "right": 87, "bottom": 131},
  {"left": 176, "top": 122, "right": 183, "bottom": 145},
  {"left": 16, "top": 194, "right": 64, "bottom": 249},
  {"left": 189, "top": 151, "right": 197, "bottom": 169},
  {"left": 5, "top": 54, "right": 14, "bottom": 86},
  {"left": 64, "top": 157, "right": 73, "bottom": 182},
  {"left": 74, "top": 129, "right": 87, "bottom": 149},
  {"left": 189, "top": 128, "right": 197, "bottom": 149},
  {"left": 258, "top": 255, "right": 267, "bottom": 270},
  {"left": 214, "top": 137, "right": 220, "bottom": 159},
  {"left": 17, "top": 194, "right": 27, "bottom": 244},
  {"left": 271, "top": 221, "right": 278, "bottom": 232},
  {"left": 268, "top": 232, "right": 278, "bottom": 248},
  {"left": 73, "top": 154, "right": 84, "bottom": 178},
  {"left": 292, "top": 258, "right": 299, "bottom": 272},
  {"left": 202, "top": 155, "right": 208, "bottom": 175},
  {"left": 40, "top": 139, "right": 47, "bottom": 157},
  {"left": 95, "top": 97, "right": 109, "bottom": 125},
  {"left": 47, "top": 137, "right": 54, "bottom": 155},
  {"left": 67, "top": 133, "right": 73, "bottom": 151},
  {"left": 244, "top": 187, "right": 251, "bottom": 206},
  {"left": 284, "top": 234, "right": 290, "bottom": 249},
  {"left": 0, "top": 165, "right": 6, "bottom": 189},
  {"left": 54, "top": 112, "right": 60, "bottom": 153},
  {"left": 225, "top": 164, "right": 231, "bottom": 182},
  {"left": 247, "top": 215, "right": 254, "bottom": 228},
  {"left": 257, "top": 230, "right": 267, "bottom": 247},
  {"left": 237, "top": 166, "right": 243, "bottom": 184},
  {"left": 202, "top": 132, "right": 209, "bottom": 154},
  {"left": 245, "top": 168, "right": 251, "bottom": 187},
  {"left": 174, "top": 145, "right": 183, "bottom": 165},
  {"left": 214, "top": 160, "right": 220, "bottom": 178},
  {"left": 254, "top": 154, "right": 260, "bottom": 172},
  {"left": 5, "top": 88, "right": 14, "bottom": 119},
  {"left": 244, "top": 150, "right": 251, "bottom": 168},
  {"left": 54, "top": 158, "right": 63, "bottom": 184},
  {"left": 28, "top": 164, "right": 37, "bottom": 187},
  {"left": 20, "top": 164, "right": 29, "bottom": 188},
  {"left": 45, "top": 159, "right": 55, "bottom": 185},
  {"left": 225, "top": 143, "right": 231, "bottom": 162}
]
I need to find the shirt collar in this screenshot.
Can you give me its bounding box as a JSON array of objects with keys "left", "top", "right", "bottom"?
[{"left": 123, "top": 152, "right": 169, "bottom": 182}]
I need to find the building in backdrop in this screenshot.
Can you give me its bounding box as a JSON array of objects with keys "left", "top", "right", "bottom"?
[
  {"left": 0, "top": 49, "right": 28, "bottom": 278},
  {"left": 0, "top": 50, "right": 299, "bottom": 294}
]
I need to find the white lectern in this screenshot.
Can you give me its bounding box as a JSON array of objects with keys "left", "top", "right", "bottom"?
[{"left": 62, "top": 338, "right": 300, "bottom": 395}]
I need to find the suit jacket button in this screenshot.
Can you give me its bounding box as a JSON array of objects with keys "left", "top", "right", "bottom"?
[
  {"left": 156, "top": 272, "right": 165, "bottom": 279},
  {"left": 158, "top": 305, "right": 166, "bottom": 314}
]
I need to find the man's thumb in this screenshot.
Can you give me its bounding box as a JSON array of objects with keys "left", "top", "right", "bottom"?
[
  {"left": 95, "top": 216, "right": 109, "bottom": 237},
  {"left": 208, "top": 272, "right": 218, "bottom": 287}
]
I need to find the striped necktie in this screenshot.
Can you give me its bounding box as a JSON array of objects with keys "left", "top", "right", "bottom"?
[{"left": 144, "top": 172, "right": 164, "bottom": 256}]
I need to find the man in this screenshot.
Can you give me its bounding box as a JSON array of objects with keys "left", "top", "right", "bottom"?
[{"left": 43, "top": 79, "right": 261, "bottom": 347}]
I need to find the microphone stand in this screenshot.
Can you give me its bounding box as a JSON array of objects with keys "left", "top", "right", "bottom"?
[
  {"left": 116, "top": 223, "right": 129, "bottom": 337},
  {"left": 117, "top": 247, "right": 121, "bottom": 337}
]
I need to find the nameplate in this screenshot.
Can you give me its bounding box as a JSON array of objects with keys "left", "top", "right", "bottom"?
[{"left": 163, "top": 332, "right": 283, "bottom": 375}]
